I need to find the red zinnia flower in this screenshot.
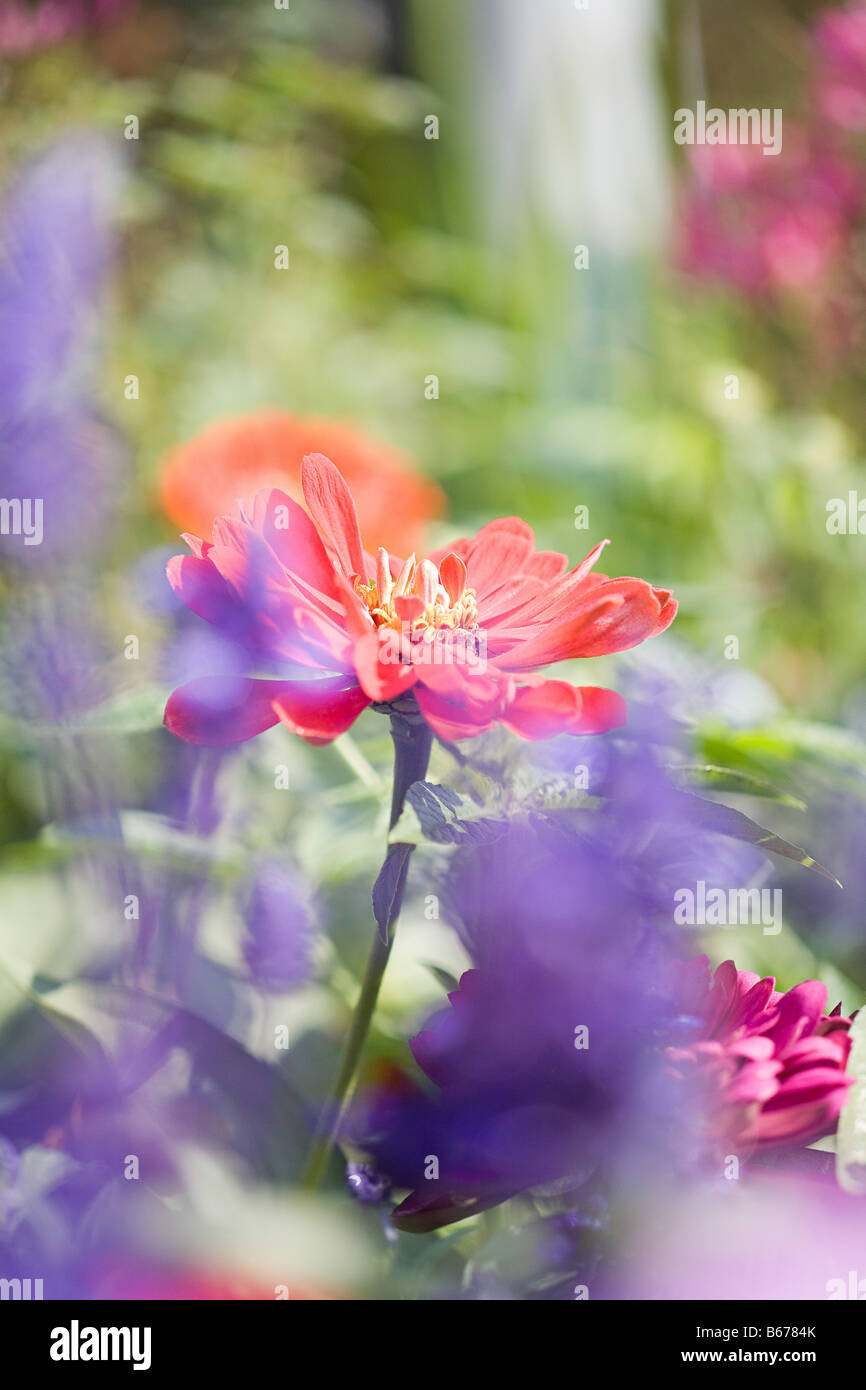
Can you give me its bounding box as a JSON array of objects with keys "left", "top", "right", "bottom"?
[
  {"left": 164, "top": 453, "right": 676, "bottom": 746},
  {"left": 669, "top": 957, "right": 854, "bottom": 1154}
]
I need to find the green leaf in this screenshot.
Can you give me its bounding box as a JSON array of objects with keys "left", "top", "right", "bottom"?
[
  {"left": 0, "top": 688, "right": 172, "bottom": 743},
  {"left": 372, "top": 842, "right": 413, "bottom": 944},
  {"left": 677, "top": 792, "right": 841, "bottom": 886},
  {"left": 425, "top": 963, "right": 460, "bottom": 994},
  {"left": 390, "top": 781, "right": 506, "bottom": 847},
  {"left": 0, "top": 960, "right": 111, "bottom": 1088},
  {"left": 667, "top": 763, "right": 806, "bottom": 810},
  {"left": 699, "top": 719, "right": 866, "bottom": 803},
  {"left": 72, "top": 686, "right": 171, "bottom": 734},
  {"left": 28, "top": 980, "right": 310, "bottom": 1183}
]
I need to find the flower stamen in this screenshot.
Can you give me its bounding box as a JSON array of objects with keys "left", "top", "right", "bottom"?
[{"left": 355, "top": 548, "right": 479, "bottom": 643}]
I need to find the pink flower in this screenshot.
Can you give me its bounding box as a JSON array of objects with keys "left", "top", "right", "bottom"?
[
  {"left": 676, "top": 136, "right": 862, "bottom": 296},
  {"left": 815, "top": 2, "right": 866, "bottom": 131},
  {"left": 669, "top": 957, "right": 853, "bottom": 1154},
  {"left": 164, "top": 454, "right": 675, "bottom": 746},
  {"left": 0, "top": 1, "right": 133, "bottom": 56}
]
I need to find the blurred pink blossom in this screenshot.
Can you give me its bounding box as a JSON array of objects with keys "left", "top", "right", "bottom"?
[
  {"left": 677, "top": 134, "right": 862, "bottom": 296},
  {"left": 0, "top": 0, "right": 133, "bottom": 56},
  {"left": 669, "top": 957, "right": 853, "bottom": 1156},
  {"left": 815, "top": 1, "right": 866, "bottom": 131}
]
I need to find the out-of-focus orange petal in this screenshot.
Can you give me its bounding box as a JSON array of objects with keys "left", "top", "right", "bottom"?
[{"left": 158, "top": 411, "right": 444, "bottom": 555}]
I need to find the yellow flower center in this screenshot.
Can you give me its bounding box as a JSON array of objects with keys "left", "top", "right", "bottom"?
[{"left": 354, "top": 549, "right": 479, "bottom": 644}]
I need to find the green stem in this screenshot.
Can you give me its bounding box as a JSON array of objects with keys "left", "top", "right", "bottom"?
[{"left": 302, "top": 697, "right": 433, "bottom": 1189}]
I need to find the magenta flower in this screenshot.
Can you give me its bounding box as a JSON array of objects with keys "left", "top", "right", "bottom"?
[
  {"left": 815, "top": 1, "right": 866, "bottom": 131},
  {"left": 0, "top": 1, "right": 133, "bottom": 56},
  {"left": 668, "top": 957, "right": 853, "bottom": 1154},
  {"left": 677, "top": 137, "right": 862, "bottom": 297}
]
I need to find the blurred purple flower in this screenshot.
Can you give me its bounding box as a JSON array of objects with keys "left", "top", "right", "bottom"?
[
  {"left": 0, "top": 984, "right": 312, "bottom": 1297},
  {"left": 346, "top": 732, "right": 808, "bottom": 1233},
  {"left": 0, "top": 134, "right": 126, "bottom": 562},
  {"left": 348, "top": 799, "right": 680, "bottom": 1232},
  {"left": 0, "top": 597, "right": 113, "bottom": 724},
  {"left": 615, "top": 1169, "right": 866, "bottom": 1300},
  {"left": 240, "top": 857, "right": 315, "bottom": 992}
]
